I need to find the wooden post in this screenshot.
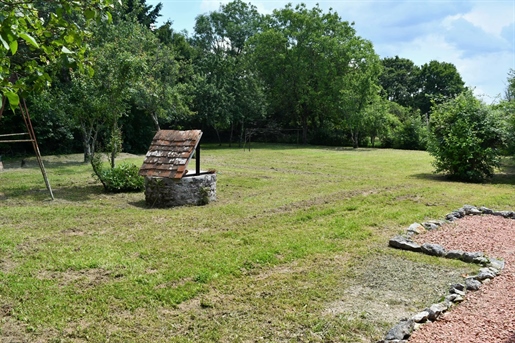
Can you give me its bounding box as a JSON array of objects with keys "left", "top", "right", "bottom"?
[{"left": 19, "top": 99, "right": 54, "bottom": 200}]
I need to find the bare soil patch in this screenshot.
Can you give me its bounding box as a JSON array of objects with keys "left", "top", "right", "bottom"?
[{"left": 324, "top": 253, "right": 471, "bottom": 326}]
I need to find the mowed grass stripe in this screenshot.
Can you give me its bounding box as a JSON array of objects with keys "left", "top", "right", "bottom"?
[{"left": 0, "top": 145, "right": 513, "bottom": 341}]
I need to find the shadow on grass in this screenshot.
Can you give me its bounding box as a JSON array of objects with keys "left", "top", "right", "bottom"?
[
  {"left": 202, "top": 142, "right": 303, "bottom": 151},
  {"left": 129, "top": 199, "right": 149, "bottom": 209},
  {"left": 52, "top": 185, "right": 104, "bottom": 201},
  {"left": 322, "top": 146, "right": 379, "bottom": 152},
  {"left": 411, "top": 163, "right": 515, "bottom": 186},
  {"left": 410, "top": 172, "right": 451, "bottom": 182},
  {"left": 0, "top": 160, "right": 87, "bottom": 172}
]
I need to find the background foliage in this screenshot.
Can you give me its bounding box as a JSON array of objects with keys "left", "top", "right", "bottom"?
[{"left": 1, "top": 0, "right": 514, "bottom": 181}]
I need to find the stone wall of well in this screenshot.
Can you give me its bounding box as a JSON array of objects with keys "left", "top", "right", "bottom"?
[{"left": 144, "top": 174, "right": 216, "bottom": 208}]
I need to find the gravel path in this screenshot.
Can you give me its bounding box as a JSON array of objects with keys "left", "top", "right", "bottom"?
[{"left": 409, "top": 215, "right": 515, "bottom": 343}]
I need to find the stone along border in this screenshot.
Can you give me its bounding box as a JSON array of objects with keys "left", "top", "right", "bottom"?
[{"left": 377, "top": 205, "right": 510, "bottom": 343}]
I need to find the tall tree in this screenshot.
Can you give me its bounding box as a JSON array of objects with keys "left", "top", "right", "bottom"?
[
  {"left": 379, "top": 56, "right": 420, "bottom": 108},
  {"left": 339, "top": 52, "right": 382, "bottom": 148},
  {"left": 192, "top": 0, "right": 267, "bottom": 144},
  {"left": 120, "top": 0, "right": 163, "bottom": 28},
  {"left": 58, "top": 21, "right": 153, "bottom": 163},
  {"left": 250, "top": 3, "right": 380, "bottom": 144},
  {"left": 415, "top": 60, "right": 466, "bottom": 116},
  {"left": 132, "top": 43, "right": 193, "bottom": 131}
]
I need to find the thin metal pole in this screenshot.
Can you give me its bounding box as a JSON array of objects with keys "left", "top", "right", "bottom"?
[
  {"left": 196, "top": 144, "right": 200, "bottom": 175},
  {"left": 19, "top": 99, "right": 54, "bottom": 200},
  {"left": 0, "top": 132, "right": 29, "bottom": 137},
  {"left": 0, "top": 139, "right": 33, "bottom": 143}
]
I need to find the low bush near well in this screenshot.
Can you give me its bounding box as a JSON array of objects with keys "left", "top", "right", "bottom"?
[{"left": 91, "top": 155, "right": 144, "bottom": 192}]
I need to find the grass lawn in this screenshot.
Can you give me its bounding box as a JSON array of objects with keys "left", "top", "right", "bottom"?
[{"left": 0, "top": 145, "right": 514, "bottom": 342}]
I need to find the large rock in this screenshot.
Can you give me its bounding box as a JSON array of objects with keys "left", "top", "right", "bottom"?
[
  {"left": 474, "top": 268, "right": 496, "bottom": 281},
  {"left": 407, "top": 223, "right": 425, "bottom": 235},
  {"left": 465, "top": 278, "right": 482, "bottom": 291},
  {"left": 454, "top": 209, "right": 466, "bottom": 218},
  {"left": 426, "top": 302, "right": 448, "bottom": 321},
  {"left": 412, "top": 311, "right": 430, "bottom": 323},
  {"left": 445, "top": 293, "right": 464, "bottom": 303},
  {"left": 449, "top": 283, "right": 465, "bottom": 293},
  {"left": 479, "top": 206, "right": 493, "bottom": 215},
  {"left": 445, "top": 213, "right": 458, "bottom": 221},
  {"left": 488, "top": 258, "right": 505, "bottom": 272},
  {"left": 421, "top": 243, "right": 446, "bottom": 257},
  {"left": 446, "top": 250, "right": 465, "bottom": 260},
  {"left": 461, "top": 251, "right": 484, "bottom": 263},
  {"left": 422, "top": 222, "right": 439, "bottom": 231},
  {"left": 389, "top": 236, "right": 422, "bottom": 252},
  {"left": 462, "top": 205, "right": 482, "bottom": 215},
  {"left": 493, "top": 211, "right": 515, "bottom": 218},
  {"left": 385, "top": 319, "right": 415, "bottom": 340}
]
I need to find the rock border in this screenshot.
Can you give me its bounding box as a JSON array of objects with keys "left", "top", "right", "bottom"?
[{"left": 377, "top": 205, "right": 510, "bottom": 343}]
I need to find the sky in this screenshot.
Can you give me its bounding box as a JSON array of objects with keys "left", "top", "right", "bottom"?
[{"left": 147, "top": 0, "right": 515, "bottom": 102}]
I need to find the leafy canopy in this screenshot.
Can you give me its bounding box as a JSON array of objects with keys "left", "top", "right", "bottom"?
[
  {"left": 0, "top": 0, "right": 119, "bottom": 109},
  {"left": 249, "top": 3, "right": 380, "bottom": 144}
]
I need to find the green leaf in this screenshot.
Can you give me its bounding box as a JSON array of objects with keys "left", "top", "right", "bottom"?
[
  {"left": 0, "top": 34, "right": 9, "bottom": 50},
  {"left": 85, "top": 9, "right": 96, "bottom": 20},
  {"left": 87, "top": 65, "right": 95, "bottom": 77},
  {"left": 64, "top": 34, "right": 75, "bottom": 44},
  {"left": 4, "top": 91, "right": 20, "bottom": 108},
  {"left": 9, "top": 40, "right": 18, "bottom": 54},
  {"left": 19, "top": 33, "right": 39, "bottom": 48},
  {"left": 61, "top": 46, "right": 73, "bottom": 54}
]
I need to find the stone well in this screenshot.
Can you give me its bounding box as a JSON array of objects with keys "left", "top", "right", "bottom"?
[
  {"left": 143, "top": 172, "right": 216, "bottom": 207},
  {"left": 139, "top": 130, "right": 216, "bottom": 208}
]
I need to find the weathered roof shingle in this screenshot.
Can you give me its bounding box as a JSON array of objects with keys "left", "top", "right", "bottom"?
[{"left": 139, "top": 130, "right": 202, "bottom": 179}]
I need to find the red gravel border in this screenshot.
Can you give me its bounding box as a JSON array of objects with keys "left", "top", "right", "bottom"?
[{"left": 409, "top": 215, "right": 515, "bottom": 343}]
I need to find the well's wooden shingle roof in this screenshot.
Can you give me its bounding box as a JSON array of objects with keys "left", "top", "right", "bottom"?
[{"left": 139, "top": 130, "right": 202, "bottom": 179}]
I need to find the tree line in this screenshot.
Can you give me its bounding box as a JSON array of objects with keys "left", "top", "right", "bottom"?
[{"left": 1, "top": 0, "right": 514, "bottom": 181}]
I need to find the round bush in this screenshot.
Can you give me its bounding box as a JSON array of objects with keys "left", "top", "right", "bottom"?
[{"left": 427, "top": 90, "right": 506, "bottom": 182}]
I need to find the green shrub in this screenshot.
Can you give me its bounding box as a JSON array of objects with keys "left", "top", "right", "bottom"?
[
  {"left": 91, "top": 154, "right": 144, "bottom": 192},
  {"left": 378, "top": 103, "right": 428, "bottom": 150},
  {"left": 427, "top": 90, "right": 506, "bottom": 182},
  {"left": 393, "top": 115, "right": 428, "bottom": 150}
]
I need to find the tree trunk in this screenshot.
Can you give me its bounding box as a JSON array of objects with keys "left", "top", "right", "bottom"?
[
  {"left": 239, "top": 120, "right": 244, "bottom": 148},
  {"left": 301, "top": 107, "right": 309, "bottom": 144},
  {"left": 151, "top": 112, "right": 161, "bottom": 131},
  {"left": 351, "top": 129, "right": 359, "bottom": 149},
  {"left": 80, "top": 122, "right": 93, "bottom": 163},
  {"left": 229, "top": 122, "right": 234, "bottom": 148},
  {"left": 83, "top": 139, "right": 91, "bottom": 163},
  {"left": 214, "top": 127, "right": 222, "bottom": 146}
]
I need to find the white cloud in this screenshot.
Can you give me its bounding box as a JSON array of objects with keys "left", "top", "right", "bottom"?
[
  {"left": 200, "top": 0, "right": 231, "bottom": 12},
  {"left": 443, "top": 17, "right": 511, "bottom": 57},
  {"left": 379, "top": 33, "right": 512, "bottom": 102},
  {"left": 460, "top": 51, "right": 514, "bottom": 103},
  {"left": 463, "top": 2, "right": 515, "bottom": 36},
  {"left": 152, "top": 0, "right": 515, "bottom": 100}
]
